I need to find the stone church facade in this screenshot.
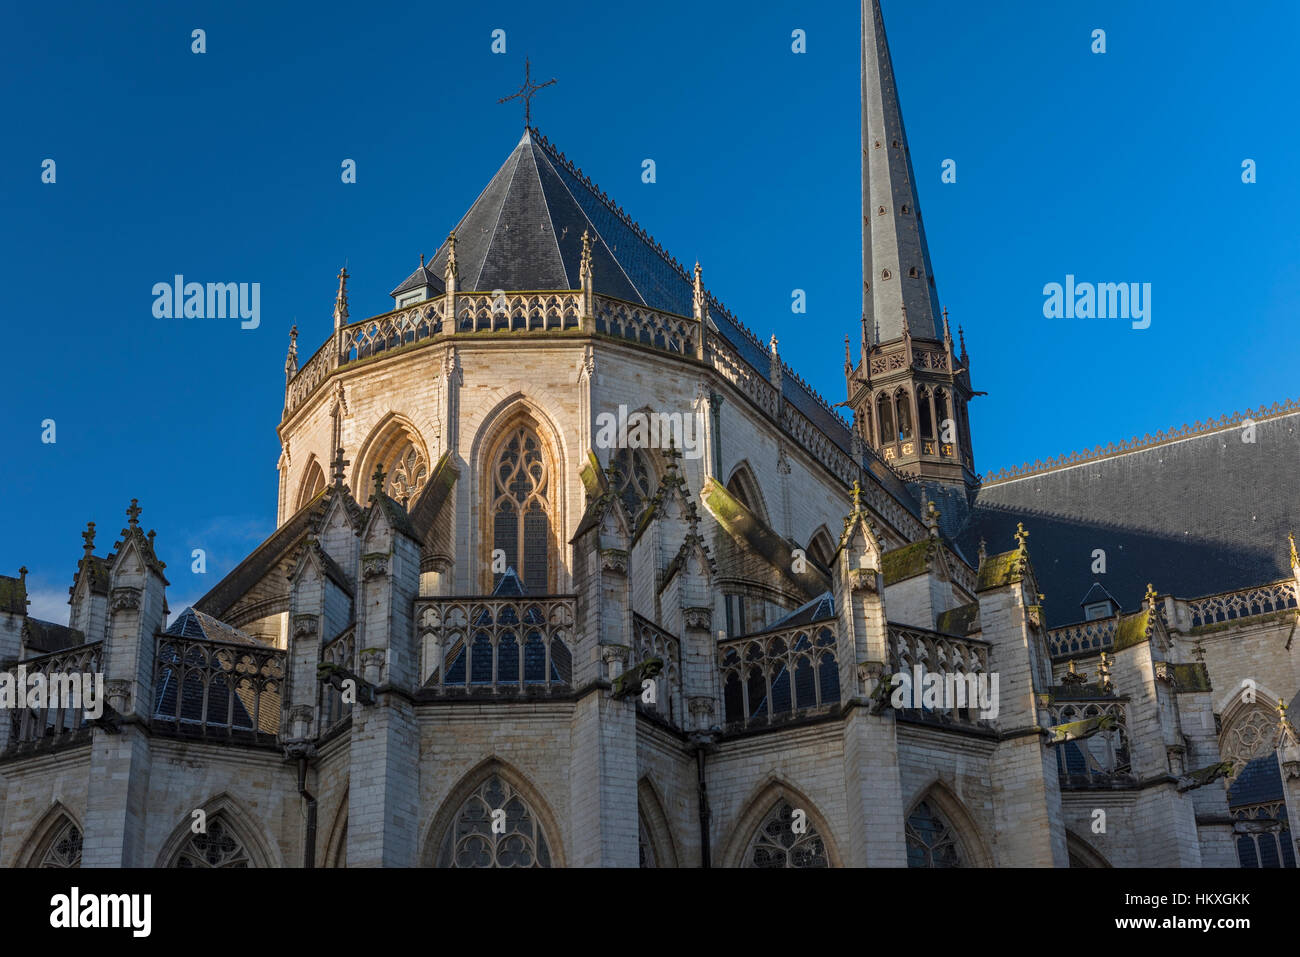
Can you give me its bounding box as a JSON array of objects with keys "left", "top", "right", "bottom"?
[{"left": 2, "top": 0, "right": 1298, "bottom": 868}]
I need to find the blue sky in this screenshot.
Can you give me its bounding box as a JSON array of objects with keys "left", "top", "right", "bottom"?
[{"left": 2, "top": 0, "right": 1297, "bottom": 622}]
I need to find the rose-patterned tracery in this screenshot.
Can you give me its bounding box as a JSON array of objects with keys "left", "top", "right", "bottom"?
[
  {"left": 172, "top": 818, "right": 251, "bottom": 868},
  {"left": 491, "top": 426, "right": 552, "bottom": 593},
  {"left": 435, "top": 773, "right": 553, "bottom": 868},
  {"left": 38, "top": 819, "right": 82, "bottom": 868},
  {"left": 743, "top": 800, "right": 828, "bottom": 868}
]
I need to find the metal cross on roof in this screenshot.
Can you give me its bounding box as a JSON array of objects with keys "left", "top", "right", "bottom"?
[{"left": 498, "top": 57, "right": 556, "bottom": 128}]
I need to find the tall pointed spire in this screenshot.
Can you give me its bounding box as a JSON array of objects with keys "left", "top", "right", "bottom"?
[{"left": 862, "top": 0, "right": 941, "bottom": 345}]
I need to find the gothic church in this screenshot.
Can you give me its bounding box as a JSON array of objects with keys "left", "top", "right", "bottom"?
[{"left": 3, "top": 0, "right": 1299, "bottom": 868}]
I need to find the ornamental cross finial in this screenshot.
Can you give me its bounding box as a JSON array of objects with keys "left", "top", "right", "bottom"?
[
  {"left": 126, "top": 499, "right": 142, "bottom": 528},
  {"left": 330, "top": 448, "right": 349, "bottom": 487},
  {"left": 925, "top": 500, "right": 941, "bottom": 535},
  {"left": 1290, "top": 531, "right": 1298, "bottom": 569},
  {"left": 82, "top": 522, "right": 96, "bottom": 555},
  {"left": 1145, "top": 582, "right": 1158, "bottom": 607},
  {"left": 498, "top": 57, "right": 556, "bottom": 128},
  {"left": 1014, "top": 522, "right": 1029, "bottom": 550},
  {"left": 851, "top": 479, "right": 863, "bottom": 515},
  {"left": 372, "top": 464, "right": 386, "bottom": 500}
]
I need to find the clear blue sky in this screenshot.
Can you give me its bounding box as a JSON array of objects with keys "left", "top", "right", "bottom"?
[{"left": 2, "top": 0, "right": 1297, "bottom": 622}]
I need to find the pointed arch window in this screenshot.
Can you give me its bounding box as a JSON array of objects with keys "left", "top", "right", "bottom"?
[
  {"left": 638, "top": 813, "right": 657, "bottom": 868},
  {"left": 297, "top": 460, "right": 326, "bottom": 511},
  {"left": 905, "top": 800, "right": 963, "bottom": 868},
  {"left": 917, "top": 386, "right": 935, "bottom": 440},
  {"left": 611, "top": 448, "right": 656, "bottom": 524},
  {"left": 1221, "top": 705, "right": 1279, "bottom": 776},
  {"left": 894, "top": 388, "right": 914, "bottom": 441},
  {"left": 491, "top": 426, "right": 553, "bottom": 594},
  {"left": 172, "top": 817, "right": 251, "bottom": 868},
  {"left": 37, "top": 819, "right": 82, "bottom": 868},
  {"left": 743, "top": 800, "right": 829, "bottom": 868},
  {"left": 934, "top": 390, "right": 951, "bottom": 444},
  {"left": 435, "top": 773, "right": 553, "bottom": 868},
  {"left": 876, "top": 392, "right": 895, "bottom": 446}
]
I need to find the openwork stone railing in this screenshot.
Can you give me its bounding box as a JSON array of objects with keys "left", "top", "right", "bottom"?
[
  {"left": 3, "top": 642, "right": 103, "bottom": 752},
  {"left": 632, "top": 614, "right": 682, "bottom": 726},
  {"left": 153, "top": 635, "right": 285, "bottom": 743},
  {"left": 417, "top": 596, "right": 576, "bottom": 695},
  {"left": 887, "top": 624, "right": 992, "bottom": 727},
  {"left": 719, "top": 620, "right": 840, "bottom": 731},
  {"left": 456, "top": 291, "right": 580, "bottom": 332},
  {"left": 283, "top": 287, "right": 928, "bottom": 541},
  {"left": 1049, "top": 699, "right": 1134, "bottom": 788},
  {"left": 1185, "top": 579, "right": 1297, "bottom": 629},
  {"left": 598, "top": 301, "right": 698, "bottom": 355},
  {"left": 1047, "top": 619, "right": 1117, "bottom": 659},
  {"left": 318, "top": 626, "right": 355, "bottom": 735}
]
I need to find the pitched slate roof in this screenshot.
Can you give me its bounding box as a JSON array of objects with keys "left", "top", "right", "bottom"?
[
  {"left": 390, "top": 262, "right": 445, "bottom": 298},
  {"left": 404, "top": 128, "right": 922, "bottom": 527},
  {"left": 959, "top": 406, "right": 1300, "bottom": 626},
  {"left": 1227, "top": 754, "right": 1284, "bottom": 807},
  {"left": 767, "top": 592, "right": 836, "bottom": 629},
  {"left": 164, "top": 607, "right": 261, "bottom": 644},
  {"left": 22, "top": 619, "right": 85, "bottom": 655}
]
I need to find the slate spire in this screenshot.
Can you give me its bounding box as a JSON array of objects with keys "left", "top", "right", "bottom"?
[{"left": 861, "top": 0, "right": 941, "bottom": 346}]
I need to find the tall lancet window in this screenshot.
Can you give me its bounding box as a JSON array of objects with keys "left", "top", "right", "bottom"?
[
  {"left": 876, "top": 392, "right": 895, "bottom": 446},
  {"left": 894, "top": 388, "right": 914, "bottom": 442},
  {"left": 491, "top": 425, "right": 552, "bottom": 593}
]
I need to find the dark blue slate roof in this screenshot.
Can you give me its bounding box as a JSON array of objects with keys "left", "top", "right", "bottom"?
[
  {"left": 406, "top": 128, "right": 921, "bottom": 525},
  {"left": 958, "top": 410, "right": 1300, "bottom": 626},
  {"left": 1228, "top": 754, "right": 1284, "bottom": 808}
]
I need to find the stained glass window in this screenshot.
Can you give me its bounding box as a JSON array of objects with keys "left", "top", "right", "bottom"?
[
  {"left": 905, "top": 800, "right": 962, "bottom": 868},
  {"left": 38, "top": 819, "right": 82, "bottom": 868},
  {"left": 435, "top": 773, "right": 553, "bottom": 868},
  {"left": 491, "top": 427, "right": 551, "bottom": 593},
  {"left": 173, "top": 818, "right": 251, "bottom": 868},
  {"left": 743, "top": 800, "right": 828, "bottom": 868}
]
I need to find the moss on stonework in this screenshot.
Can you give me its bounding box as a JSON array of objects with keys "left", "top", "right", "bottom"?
[
  {"left": 975, "top": 550, "right": 1025, "bottom": 592},
  {"left": 1111, "top": 609, "right": 1154, "bottom": 652},
  {"left": 936, "top": 601, "right": 979, "bottom": 636},
  {"left": 0, "top": 576, "right": 27, "bottom": 615},
  {"left": 1168, "top": 662, "right": 1211, "bottom": 692},
  {"left": 881, "top": 540, "right": 933, "bottom": 586}
]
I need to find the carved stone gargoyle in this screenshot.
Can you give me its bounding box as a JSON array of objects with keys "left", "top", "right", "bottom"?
[
  {"left": 316, "top": 661, "right": 377, "bottom": 706},
  {"left": 611, "top": 657, "right": 663, "bottom": 700},
  {"left": 870, "top": 671, "right": 897, "bottom": 715},
  {"left": 1046, "top": 712, "right": 1116, "bottom": 745},
  {"left": 1177, "top": 760, "right": 1235, "bottom": 793}
]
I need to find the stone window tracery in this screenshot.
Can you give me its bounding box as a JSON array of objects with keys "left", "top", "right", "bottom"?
[
  {"left": 435, "top": 773, "right": 553, "bottom": 868},
  {"left": 905, "top": 800, "right": 963, "bottom": 868},
  {"left": 743, "top": 800, "right": 829, "bottom": 868},
  {"left": 611, "top": 448, "right": 656, "bottom": 523},
  {"left": 387, "top": 441, "right": 428, "bottom": 505},
  {"left": 1221, "top": 705, "right": 1279, "bottom": 776},
  {"left": 38, "top": 819, "right": 82, "bottom": 868},
  {"left": 172, "top": 817, "right": 251, "bottom": 868},
  {"left": 490, "top": 426, "right": 552, "bottom": 593}
]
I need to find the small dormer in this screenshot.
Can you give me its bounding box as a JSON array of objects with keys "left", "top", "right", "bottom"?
[
  {"left": 389, "top": 254, "right": 444, "bottom": 309},
  {"left": 1080, "top": 581, "right": 1121, "bottom": 621}
]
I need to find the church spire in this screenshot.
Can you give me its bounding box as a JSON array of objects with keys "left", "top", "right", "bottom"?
[{"left": 862, "top": 0, "right": 941, "bottom": 345}]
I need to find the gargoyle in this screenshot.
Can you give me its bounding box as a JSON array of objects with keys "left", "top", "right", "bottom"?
[{"left": 612, "top": 657, "right": 663, "bottom": 700}]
